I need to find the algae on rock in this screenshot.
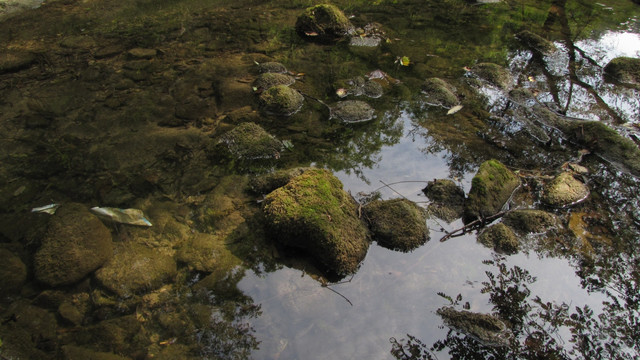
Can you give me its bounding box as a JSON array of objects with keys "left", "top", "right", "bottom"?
[
  {"left": 262, "top": 168, "right": 369, "bottom": 275},
  {"left": 363, "top": 198, "right": 429, "bottom": 252},
  {"left": 295, "top": 4, "right": 353, "bottom": 43},
  {"left": 477, "top": 223, "right": 519, "bottom": 254},
  {"left": 463, "top": 160, "right": 519, "bottom": 223}
]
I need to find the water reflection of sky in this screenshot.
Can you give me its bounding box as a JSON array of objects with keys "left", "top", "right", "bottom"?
[{"left": 239, "top": 112, "right": 606, "bottom": 360}]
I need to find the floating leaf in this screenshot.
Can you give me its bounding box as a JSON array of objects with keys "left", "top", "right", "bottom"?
[
  {"left": 447, "top": 105, "right": 463, "bottom": 115},
  {"left": 400, "top": 56, "right": 410, "bottom": 66},
  {"left": 336, "top": 88, "right": 348, "bottom": 98}
]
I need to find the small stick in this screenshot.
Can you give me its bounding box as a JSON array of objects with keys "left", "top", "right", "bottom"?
[{"left": 439, "top": 210, "right": 509, "bottom": 242}]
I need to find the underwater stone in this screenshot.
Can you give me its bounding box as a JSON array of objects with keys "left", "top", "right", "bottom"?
[
  {"left": 477, "top": 223, "right": 519, "bottom": 254},
  {"left": 542, "top": 172, "right": 589, "bottom": 208},
  {"left": 219, "top": 122, "right": 282, "bottom": 160},
  {"left": 253, "top": 72, "right": 295, "bottom": 90},
  {"left": 258, "top": 84, "right": 304, "bottom": 115},
  {"left": 94, "top": 242, "right": 177, "bottom": 297},
  {"left": 263, "top": 168, "right": 369, "bottom": 275},
  {"left": 464, "top": 160, "right": 520, "bottom": 223},
  {"left": 363, "top": 198, "right": 429, "bottom": 252},
  {"left": 437, "top": 306, "right": 512, "bottom": 347},
  {"left": 34, "top": 203, "right": 113, "bottom": 287},
  {"left": 249, "top": 167, "right": 312, "bottom": 194},
  {"left": 502, "top": 209, "right": 557, "bottom": 234},
  {"left": 516, "top": 30, "right": 557, "bottom": 55},
  {"left": 0, "top": 248, "right": 27, "bottom": 294},
  {"left": 0, "top": 50, "right": 35, "bottom": 74},
  {"left": 62, "top": 345, "right": 130, "bottom": 360},
  {"left": 330, "top": 100, "right": 375, "bottom": 123},
  {"left": 421, "top": 78, "right": 459, "bottom": 107},
  {"left": 295, "top": 4, "right": 353, "bottom": 43},
  {"left": 603, "top": 57, "right": 640, "bottom": 85},
  {"left": 0, "top": 300, "right": 58, "bottom": 359},
  {"left": 127, "top": 48, "right": 157, "bottom": 59},
  {"left": 422, "top": 179, "right": 465, "bottom": 223},
  {"left": 257, "top": 61, "right": 288, "bottom": 74},
  {"left": 176, "top": 232, "right": 241, "bottom": 273},
  {"left": 59, "top": 35, "right": 96, "bottom": 50},
  {"left": 471, "top": 63, "right": 512, "bottom": 89}
]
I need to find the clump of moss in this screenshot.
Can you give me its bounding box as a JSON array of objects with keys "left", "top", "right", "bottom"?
[
  {"left": 421, "top": 78, "right": 459, "bottom": 108},
  {"left": 603, "top": 57, "right": 640, "bottom": 85},
  {"left": 363, "top": 198, "right": 429, "bottom": 252},
  {"left": 422, "top": 179, "right": 465, "bottom": 223},
  {"left": 295, "top": 4, "right": 353, "bottom": 43},
  {"left": 437, "top": 306, "right": 511, "bottom": 347},
  {"left": 330, "top": 100, "right": 375, "bottom": 123},
  {"left": 262, "top": 168, "right": 369, "bottom": 275},
  {"left": 249, "top": 167, "right": 311, "bottom": 194},
  {"left": 258, "top": 85, "right": 304, "bottom": 116},
  {"left": 252, "top": 73, "right": 295, "bottom": 91},
  {"left": 516, "top": 30, "right": 557, "bottom": 55},
  {"left": 542, "top": 172, "right": 589, "bottom": 208},
  {"left": 471, "top": 63, "right": 512, "bottom": 89},
  {"left": 463, "top": 160, "right": 519, "bottom": 223},
  {"left": 477, "top": 223, "right": 519, "bottom": 254},
  {"left": 218, "top": 122, "right": 282, "bottom": 160},
  {"left": 502, "top": 209, "right": 557, "bottom": 234}
]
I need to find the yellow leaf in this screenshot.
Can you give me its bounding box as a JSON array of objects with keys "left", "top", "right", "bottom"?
[{"left": 400, "top": 56, "right": 410, "bottom": 66}]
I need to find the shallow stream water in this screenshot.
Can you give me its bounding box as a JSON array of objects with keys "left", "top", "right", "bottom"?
[{"left": 1, "top": 0, "right": 639, "bottom": 359}]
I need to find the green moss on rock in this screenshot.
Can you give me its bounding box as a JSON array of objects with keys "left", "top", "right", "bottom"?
[
  {"left": 218, "top": 122, "right": 282, "bottom": 160},
  {"left": 249, "top": 167, "right": 311, "bottom": 194},
  {"left": 330, "top": 100, "right": 375, "bottom": 123},
  {"left": 363, "top": 198, "right": 429, "bottom": 252},
  {"left": 542, "top": 172, "right": 589, "bottom": 208},
  {"left": 464, "top": 160, "right": 519, "bottom": 223},
  {"left": 176, "top": 232, "right": 241, "bottom": 273},
  {"left": 34, "top": 203, "right": 113, "bottom": 287},
  {"left": 259, "top": 85, "right": 304, "bottom": 115},
  {"left": 262, "top": 168, "right": 369, "bottom": 275},
  {"left": 295, "top": 4, "right": 353, "bottom": 43},
  {"left": 502, "top": 209, "right": 557, "bottom": 234},
  {"left": 252, "top": 73, "right": 295, "bottom": 90},
  {"left": 421, "top": 78, "right": 459, "bottom": 107},
  {"left": 477, "top": 223, "right": 519, "bottom": 254},
  {"left": 603, "top": 57, "right": 640, "bottom": 85},
  {"left": 423, "top": 179, "right": 465, "bottom": 223}
]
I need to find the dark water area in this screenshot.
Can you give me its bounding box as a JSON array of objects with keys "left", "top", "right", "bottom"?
[{"left": 1, "top": 0, "right": 640, "bottom": 359}]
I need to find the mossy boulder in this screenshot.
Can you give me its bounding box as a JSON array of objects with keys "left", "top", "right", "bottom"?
[
  {"left": 253, "top": 73, "right": 295, "bottom": 90},
  {"left": 422, "top": 179, "right": 466, "bottom": 223},
  {"left": 259, "top": 85, "right": 304, "bottom": 115},
  {"left": 218, "top": 122, "right": 282, "bottom": 160},
  {"left": 295, "top": 4, "right": 353, "bottom": 43},
  {"left": 471, "top": 63, "right": 512, "bottom": 89},
  {"left": 516, "top": 30, "right": 557, "bottom": 55},
  {"left": 603, "top": 57, "right": 640, "bottom": 85},
  {"left": 363, "top": 198, "right": 429, "bottom": 252},
  {"left": 0, "top": 248, "right": 27, "bottom": 295},
  {"left": 249, "top": 167, "right": 311, "bottom": 194},
  {"left": 542, "top": 172, "right": 589, "bottom": 208},
  {"left": 330, "top": 100, "right": 375, "bottom": 123},
  {"left": 437, "top": 306, "right": 511, "bottom": 347},
  {"left": 464, "top": 160, "right": 520, "bottom": 223},
  {"left": 94, "top": 242, "right": 177, "bottom": 297},
  {"left": 477, "top": 223, "right": 519, "bottom": 254},
  {"left": 262, "top": 168, "right": 369, "bottom": 275},
  {"left": 421, "top": 78, "right": 459, "bottom": 108},
  {"left": 560, "top": 120, "right": 640, "bottom": 176},
  {"left": 502, "top": 209, "right": 557, "bottom": 234},
  {"left": 257, "top": 61, "right": 288, "bottom": 74},
  {"left": 0, "top": 50, "right": 35, "bottom": 74},
  {"left": 34, "top": 203, "right": 113, "bottom": 287}
]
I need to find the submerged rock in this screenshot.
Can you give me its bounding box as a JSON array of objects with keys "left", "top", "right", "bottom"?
[
  {"left": 0, "top": 248, "right": 27, "bottom": 295},
  {"left": 94, "top": 242, "right": 177, "bottom": 297},
  {"left": 0, "top": 50, "right": 35, "bottom": 74},
  {"left": 502, "top": 209, "right": 557, "bottom": 234},
  {"left": 516, "top": 30, "right": 557, "bottom": 55},
  {"left": 478, "top": 223, "right": 519, "bottom": 254},
  {"left": 218, "top": 122, "right": 282, "bottom": 160},
  {"left": 62, "top": 345, "right": 129, "bottom": 360},
  {"left": 542, "top": 172, "right": 589, "bottom": 208},
  {"left": 603, "top": 56, "right": 640, "bottom": 85},
  {"left": 176, "top": 232, "right": 240, "bottom": 273},
  {"left": 34, "top": 203, "right": 113, "bottom": 287},
  {"left": 253, "top": 73, "right": 295, "bottom": 90},
  {"left": 335, "top": 77, "right": 384, "bottom": 98},
  {"left": 437, "top": 306, "right": 511, "bottom": 347},
  {"left": 363, "top": 198, "right": 429, "bottom": 252},
  {"left": 257, "top": 61, "right": 288, "bottom": 74},
  {"left": 249, "top": 167, "right": 311, "bottom": 194},
  {"left": 464, "top": 160, "right": 520, "bottom": 223},
  {"left": 262, "top": 168, "right": 369, "bottom": 275},
  {"left": 421, "top": 78, "right": 459, "bottom": 107},
  {"left": 295, "top": 4, "right": 353, "bottom": 43},
  {"left": 330, "top": 100, "right": 375, "bottom": 123},
  {"left": 259, "top": 84, "right": 304, "bottom": 115},
  {"left": 422, "top": 179, "right": 465, "bottom": 223},
  {"left": 470, "top": 63, "right": 512, "bottom": 89}
]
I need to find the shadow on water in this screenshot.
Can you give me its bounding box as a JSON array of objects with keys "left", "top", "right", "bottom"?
[{"left": 0, "top": 0, "right": 639, "bottom": 359}]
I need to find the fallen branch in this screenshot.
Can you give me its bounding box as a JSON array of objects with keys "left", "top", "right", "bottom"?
[{"left": 439, "top": 210, "right": 509, "bottom": 242}]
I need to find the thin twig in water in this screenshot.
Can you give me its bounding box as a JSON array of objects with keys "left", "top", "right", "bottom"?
[
  {"left": 439, "top": 210, "right": 509, "bottom": 242},
  {"left": 373, "top": 180, "right": 429, "bottom": 194}
]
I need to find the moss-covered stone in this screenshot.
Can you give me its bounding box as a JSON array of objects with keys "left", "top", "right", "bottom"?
[
  {"left": 295, "top": 4, "right": 353, "bottom": 43},
  {"left": 436, "top": 306, "right": 511, "bottom": 347},
  {"left": 464, "top": 160, "right": 520, "bottom": 223},
  {"left": 421, "top": 78, "right": 459, "bottom": 107},
  {"left": 423, "top": 179, "right": 465, "bottom": 223},
  {"left": 477, "top": 223, "right": 519, "bottom": 254},
  {"left": 542, "top": 172, "right": 589, "bottom": 208},
  {"left": 0, "top": 248, "right": 27, "bottom": 295},
  {"left": 252, "top": 73, "right": 295, "bottom": 90},
  {"left": 94, "top": 242, "right": 177, "bottom": 297},
  {"left": 218, "top": 122, "right": 282, "bottom": 160},
  {"left": 471, "top": 63, "right": 512, "bottom": 89},
  {"left": 603, "top": 56, "right": 640, "bottom": 85},
  {"left": 330, "top": 100, "right": 375, "bottom": 123},
  {"left": 0, "top": 50, "right": 35, "bottom": 74},
  {"left": 258, "top": 84, "right": 304, "bottom": 115},
  {"left": 262, "top": 168, "right": 369, "bottom": 275},
  {"left": 363, "top": 198, "right": 429, "bottom": 252},
  {"left": 176, "top": 232, "right": 241, "bottom": 273},
  {"left": 502, "top": 209, "right": 557, "bottom": 234},
  {"left": 257, "top": 61, "right": 288, "bottom": 74},
  {"left": 34, "top": 203, "right": 113, "bottom": 287},
  {"left": 249, "top": 167, "right": 311, "bottom": 194},
  {"left": 516, "top": 30, "right": 557, "bottom": 55}
]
